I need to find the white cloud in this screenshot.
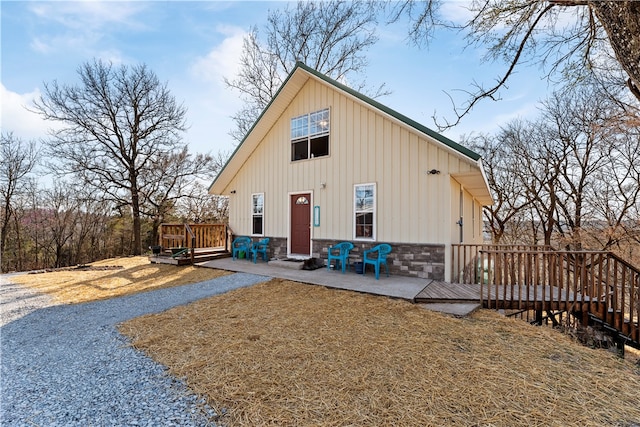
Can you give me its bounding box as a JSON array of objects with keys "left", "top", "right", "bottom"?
[
  {"left": 0, "top": 83, "right": 59, "bottom": 140},
  {"left": 94, "top": 48, "right": 125, "bottom": 66},
  {"left": 177, "top": 26, "right": 252, "bottom": 154},
  {"left": 27, "top": 2, "right": 146, "bottom": 56},
  {"left": 31, "top": 33, "right": 94, "bottom": 55},
  {"left": 190, "top": 25, "right": 247, "bottom": 85},
  {"left": 29, "top": 2, "right": 147, "bottom": 32}
]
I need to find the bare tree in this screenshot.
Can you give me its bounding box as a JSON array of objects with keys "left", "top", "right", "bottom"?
[
  {"left": 465, "top": 131, "right": 532, "bottom": 243},
  {"left": 513, "top": 123, "right": 565, "bottom": 246},
  {"left": 69, "top": 186, "right": 114, "bottom": 265},
  {"left": 589, "top": 1, "right": 640, "bottom": 99},
  {"left": 175, "top": 182, "right": 229, "bottom": 224},
  {"left": 474, "top": 117, "right": 567, "bottom": 246},
  {"left": 542, "top": 87, "right": 615, "bottom": 250},
  {"left": 226, "top": 0, "right": 384, "bottom": 142},
  {"left": 173, "top": 150, "right": 231, "bottom": 224},
  {"left": 139, "top": 148, "right": 217, "bottom": 246},
  {"left": 41, "top": 183, "right": 78, "bottom": 268},
  {"left": 0, "top": 132, "right": 39, "bottom": 270},
  {"left": 477, "top": 79, "right": 640, "bottom": 254},
  {"left": 22, "top": 178, "right": 46, "bottom": 270},
  {"left": 588, "top": 117, "right": 640, "bottom": 254},
  {"left": 32, "top": 60, "right": 187, "bottom": 255},
  {"left": 389, "top": 0, "right": 640, "bottom": 129}
]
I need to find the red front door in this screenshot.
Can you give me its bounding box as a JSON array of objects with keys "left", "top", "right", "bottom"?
[{"left": 290, "top": 193, "right": 311, "bottom": 255}]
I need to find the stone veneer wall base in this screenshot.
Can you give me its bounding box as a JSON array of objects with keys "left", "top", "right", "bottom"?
[
  {"left": 231, "top": 236, "right": 445, "bottom": 280},
  {"left": 312, "top": 239, "right": 445, "bottom": 280}
]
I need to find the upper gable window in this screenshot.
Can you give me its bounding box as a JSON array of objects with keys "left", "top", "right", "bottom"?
[{"left": 291, "top": 108, "right": 330, "bottom": 161}]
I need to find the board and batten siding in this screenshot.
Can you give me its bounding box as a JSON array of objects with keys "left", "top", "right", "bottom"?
[{"left": 226, "top": 77, "right": 482, "bottom": 246}]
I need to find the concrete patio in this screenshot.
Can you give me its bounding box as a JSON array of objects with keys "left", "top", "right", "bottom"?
[{"left": 198, "top": 257, "right": 481, "bottom": 317}]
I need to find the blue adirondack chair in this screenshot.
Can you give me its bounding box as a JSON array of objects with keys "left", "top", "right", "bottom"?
[
  {"left": 250, "top": 238, "right": 270, "bottom": 263},
  {"left": 363, "top": 243, "right": 392, "bottom": 279},
  {"left": 231, "top": 236, "right": 252, "bottom": 260},
  {"left": 326, "top": 242, "right": 354, "bottom": 273}
]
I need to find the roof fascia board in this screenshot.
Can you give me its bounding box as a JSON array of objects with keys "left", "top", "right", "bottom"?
[{"left": 475, "top": 158, "right": 494, "bottom": 205}]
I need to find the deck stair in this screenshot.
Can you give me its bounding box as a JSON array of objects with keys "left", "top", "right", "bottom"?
[
  {"left": 451, "top": 244, "right": 640, "bottom": 354},
  {"left": 151, "top": 247, "right": 231, "bottom": 266},
  {"left": 587, "top": 312, "right": 638, "bottom": 353}
]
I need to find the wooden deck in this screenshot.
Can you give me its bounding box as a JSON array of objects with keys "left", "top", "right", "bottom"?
[
  {"left": 417, "top": 279, "right": 638, "bottom": 351},
  {"left": 450, "top": 245, "right": 640, "bottom": 350},
  {"left": 414, "top": 281, "right": 482, "bottom": 303},
  {"left": 415, "top": 281, "right": 584, "bottom": 308}
]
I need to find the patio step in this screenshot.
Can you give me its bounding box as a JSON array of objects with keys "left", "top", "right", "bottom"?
[
  {"left": 268, "top": 259, "right": 306, "bottom": 270},
  {"left": 418, "top": 303, "right": 481, "bottom": 318}
]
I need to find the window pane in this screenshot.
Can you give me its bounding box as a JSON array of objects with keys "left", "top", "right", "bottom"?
[
  {"left": 252, "top": 216, "right": 263, "bottom": 235},
  {"left": 309, "top": 109, "right": 329, "bottom": 136},
  {"left": 355, "top": 212, "right": 373, "bottom": 238},
  {"left": 291, "top": 109, "right": 329, "bottom": 162},
  {"left": 291, "top": 115, "right": 308, "bottom": 140},
  {"left": 355, "top": 185, "right": 374, "bottom": 212},
  {"left": 291, "top": 140, "right": 308, "bottom": 161},
  {"left": 252, "top": 194, "right": 263, "bottom": 214},
  {"left": 310, "top": 135, "right": 329, "bottom": 158},
  {"left": 355, "top": 184, "right": 375, "bottom": 239}
]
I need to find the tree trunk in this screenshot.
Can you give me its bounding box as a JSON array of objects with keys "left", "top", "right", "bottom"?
[
  {"left": 0, "top": 203, "right": 11, "bottom": 269},
  {"left": 13, "top": 213, "right": 23, "bottom": 271},
  {"left": 591, "top": 1, "right": 640, "bottom": 101},
  {"left": 150, "top": 216, "right": 162, "bottom": 249},
  {"left": 131, "top": 192, "right": 142, "bottom": 256}
]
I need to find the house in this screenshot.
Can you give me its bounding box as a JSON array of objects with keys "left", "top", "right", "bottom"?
[{"left": 209, "top": 62, "right": 493, "bottom": 281}]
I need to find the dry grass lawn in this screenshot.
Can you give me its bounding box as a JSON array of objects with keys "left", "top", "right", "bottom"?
[
  {"left": 119, "top": 279, "right": 640, "bottom": 427},
  {"left": 8, "top": 256, "right": 230, "bottom": 304}
]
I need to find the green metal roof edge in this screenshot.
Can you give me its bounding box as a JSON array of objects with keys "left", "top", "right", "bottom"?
[
  {"left": 209, "top": 62, "right": 481, "bottom": 192},
  {"left": 208, "top": 62, "right": 304, "bottom": 192},
  {"left": 296, "top": 62, "right": 481, "bottom": 161}
]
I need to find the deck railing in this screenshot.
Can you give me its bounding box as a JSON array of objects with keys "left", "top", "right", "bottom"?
[
  {"left": 159, "top": 223, "right": 228, "bottom": 252},
  {"left": 451, "top": 244, "right": 553, "bottom": 284},
  {"left": 475, "top": 248, "right": 639, "bottom": 344}
]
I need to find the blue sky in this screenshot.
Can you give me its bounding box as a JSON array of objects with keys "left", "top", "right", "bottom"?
[{"left": 1, "top": 1, "right": 553, "bottom": 158}]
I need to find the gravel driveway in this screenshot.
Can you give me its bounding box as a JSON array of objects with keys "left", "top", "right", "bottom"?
[{"left": 1, "top": 272, "right": 268, "bottom": 426}]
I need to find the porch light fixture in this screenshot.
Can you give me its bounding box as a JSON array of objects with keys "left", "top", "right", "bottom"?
[
  {"left": 320, "top": 181, "right": 326, "bottom": 189},
  {"left": 427, "top": 169, "right": 441, "bottom": 175}
]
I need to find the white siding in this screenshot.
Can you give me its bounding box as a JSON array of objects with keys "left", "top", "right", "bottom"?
[{"left": 227, "top": 78, "right": 483, "bottom": 245}]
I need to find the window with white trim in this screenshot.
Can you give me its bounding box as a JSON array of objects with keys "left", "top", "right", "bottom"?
[
  {"left": 354, "top": 183, "right": 375, "bottom": 239},
  {"left": 252, "top": 193, "right": 264, "bottom": 235},
  {"left": 291, "top": 108, "right": 330, "bottom": 161}
]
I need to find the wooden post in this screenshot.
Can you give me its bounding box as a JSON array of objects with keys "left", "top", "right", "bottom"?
[{"left": 535, "top": 309, "right": 543, "bottom": 326}]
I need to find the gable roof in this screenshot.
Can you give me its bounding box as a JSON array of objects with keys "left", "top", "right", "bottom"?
[
  {"left": 298, "top": 63, "right": 481, "bottom": 161},
  {"left": 209, "top": 62, "right": 492, "bottom": 203}
]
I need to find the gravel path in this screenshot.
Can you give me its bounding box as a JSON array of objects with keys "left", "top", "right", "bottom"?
[
  {"left": 1, "top": 272, "right": 269, "bottom": 426},
  {"left": 0, "top": 274, "right": 59, "bottom": 327}
]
